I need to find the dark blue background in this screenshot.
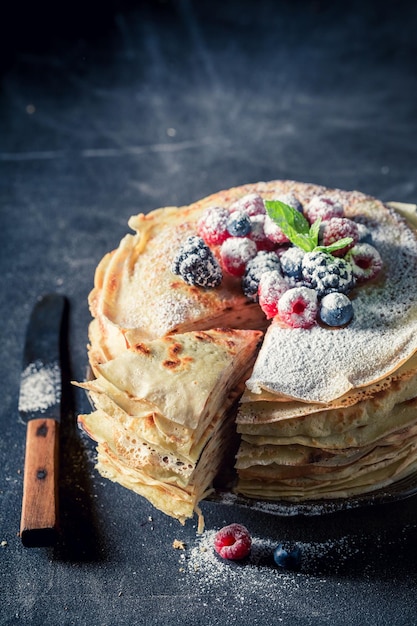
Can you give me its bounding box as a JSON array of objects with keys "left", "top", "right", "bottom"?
[{"left": 1, "top": 1, "right": 417, "bottom": 624}]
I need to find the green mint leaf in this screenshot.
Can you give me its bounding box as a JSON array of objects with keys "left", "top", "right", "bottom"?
[
  {"left": 265, "top": 200, "right": 310, "bottom": 235},
  {"left": 308, "top": 218, "right": 321, "bottom": 248},
  {"left": 315, "top": 237, "right": 353, "bottom": 254},
  {"left": 265, "top": 200, "right": 313, "bottom": 250}
]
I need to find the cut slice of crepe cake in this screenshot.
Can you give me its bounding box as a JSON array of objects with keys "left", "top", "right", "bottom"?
[{"left": 77, "top": 328, "right": 261, "bottom": 530}]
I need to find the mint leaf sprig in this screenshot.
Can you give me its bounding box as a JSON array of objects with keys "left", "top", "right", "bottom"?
[{"left": 265, "top": 200, "right": 352, "bottom": 254}]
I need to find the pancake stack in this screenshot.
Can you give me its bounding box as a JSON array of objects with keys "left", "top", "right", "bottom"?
[{"left": 77, "top": 180, "right": 417, "bottom": 527}]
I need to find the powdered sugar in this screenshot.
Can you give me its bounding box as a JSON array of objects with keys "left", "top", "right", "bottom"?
[
  {"left": 246, "top": 202, "right": 417, "bottom": 402},
  {"left": 18, "top": 360, "right": 61, "bottom": 414}
]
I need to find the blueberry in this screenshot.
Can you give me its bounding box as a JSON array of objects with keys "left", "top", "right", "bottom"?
[
  {"left": 280, "top": 247, "right": 305, "bottom": 280},
  {"left": 319, "top": 292, "right": 354, "bottom": 327},
  {"left": 227, "top": 211, "right": 252, "bottom": 237},
  {"left": 273, "top": 544, "right": 302, "bottom": 570}
]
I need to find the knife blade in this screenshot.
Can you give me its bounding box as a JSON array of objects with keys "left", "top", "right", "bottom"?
[{"left": 18, "top": 293, "right": 66, "bottom": 547}]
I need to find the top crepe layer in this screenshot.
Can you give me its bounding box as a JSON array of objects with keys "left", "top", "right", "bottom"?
[{"left": 88, "top": 180, "right": 417, "bottom": 404}]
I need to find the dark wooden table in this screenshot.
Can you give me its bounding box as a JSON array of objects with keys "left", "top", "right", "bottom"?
[{"left": 1, "top": 1, "right": 417, "bottom": 624}]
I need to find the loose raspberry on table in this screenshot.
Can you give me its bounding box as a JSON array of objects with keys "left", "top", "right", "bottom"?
[
  {"left": 220, "top": 236, "right": 258, "bottom": 277},
  {"left": 242, "top": 250, "right": 282, "bottom": 300},
  {"left": 258, "top": 270, "right": 289, "bottom": 319},
  {"left": 321, "top": 217, "right": 359, "bottom": 256},
  {"left": 277, "top": 286, "right": 318, "bottom": 328},
  {"left": 227, "top": 210, "right": 252, "bottom": 237},
  {"left": 302, "top": 250, "right": 355, "bottom": 297},
  {"left": 197, "top": 206, "right": 230, "bottom": 246},
  {"left": 213, "top": 523, "right": 252, "bottom": 560},
  {"left": 304, "top": 196, "right": 344, "bottom": 224},
  {"left": 172, "top": 235, "right": 223, "bottom": 288},
  {"left": 229, "top": 193, "right": 265, "bottom": 217},
  {"left": 345, "top": 242, "right": 383, "bottom": 282}
]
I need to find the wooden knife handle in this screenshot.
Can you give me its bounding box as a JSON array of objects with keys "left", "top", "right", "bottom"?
[{"left": 20, "top": 418, "right": 59, "bottom": 547}]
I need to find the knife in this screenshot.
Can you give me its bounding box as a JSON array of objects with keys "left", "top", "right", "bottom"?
[{"left": 18, "top": 294, "right": 66, "bottom": 547}]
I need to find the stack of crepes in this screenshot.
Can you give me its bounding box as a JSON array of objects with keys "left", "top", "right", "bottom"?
[
  {"left": 76, "top": 178, "right": 417, "bottom": 527},
  {"left": 235, "top": 201, "right": 417, "bottom": 502}
]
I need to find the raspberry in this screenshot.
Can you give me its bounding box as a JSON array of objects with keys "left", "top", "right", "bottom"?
[
  {"left": 305, "top": 196, "right": 344, "bottom": 224},
  {"left": 220, "top": 237, "right": 257, "bottom": 277},
  {"left": 263, "top": 214, "right": 290, "bottom": 245},
  {"left": 321, "top": 217, "right": 359, "bottom": 257},
  {"left": 213, "top": 523, "right": 252, "bottom": 560},
  {"left": 302, "top": 250, "right": 355, "bottom": 297},
  {"left": 319, "top": 292, "right": 354, "bottom": 327},
  {"left": 280, "top": 246, "right": 305, "bottom": 281},
  {"left": 172, "top": 236, "right": 223, "bottom": 288},
  {"left": 197, "top": 206, "right": 230, "bottom": 246},
  {"left": 258, "top": 270, "right": 289, "bottom": 319},
  {"left": 273, "top": 544, "right": 302, "bottom": 570},
  {"left": 248, "top": 214, "right": 277, "bottom": 251},
  {"left": 242, "top": 251, "right": 282, "bottom": 300},
  {"left": 229, "top": 193, "right": 265, "bottom": 217},
  {"left": 277, "top": 287, "right": 318, "bottom": 328},
  {"left": 345, "top": 243, "right": 383, "bottom": 282},
  {"left": 276, "top": 192, "right": 304, "bottom": 214},
  {"left": 227, "top": 210, "right": 252, "bottom": 237}
]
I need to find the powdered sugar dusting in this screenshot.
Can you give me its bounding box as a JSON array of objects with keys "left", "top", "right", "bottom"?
[
  {"left": 18, "top": 360, "right": 61, "bottom": 413},
  {"left": 246, "top": 201, "right": 417, "bottom": 402}
]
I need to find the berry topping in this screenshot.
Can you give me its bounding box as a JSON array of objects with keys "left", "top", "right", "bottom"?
[
  {"left": 345, "top": 242, "right": 383, "bottom": 282},
  {"left": 273, "top": 544, "right": 302, "bottom": 570},
  {"left": 248, "top": 214, "right": 277, "bottom": 251},
  {"left": 258, "top": 270, "right": 289, "bottom": 319},
  {"left": 227, "top": 210, "right": 252, "bottom": 237},
  {"left": 230, "top": 193, "right": 265, "bottom": 217},
  {"left": 276, "top": 192, "right": 304, "bottom": 214},
  {"left": 302, "top": 250, "right": 355, "bottom": 297},
  {"left": 319, "top": 292, "right": 354, "bottom": 327},
  {"left": 213, "top": 523, "right": 252, "bottom": 561},
  {"left": 197, "top": 206, "right": 230, "bottom": 246},
  {"left": 280, "top": 246, "right": 305, "bottom": 281},
  {"left": 305, "top": 196, "right": 344, "bottom": 224},
  {"left": 220, "top": 237, "right": 257, "bottom": 277},
  {"left": 172, "top": 236, "right": 223, "bottom": 288},
  {"left": 277, "top": 287, "right": 318, "bottom": 328},
  {"left": 321, "top": 218, "right": 359, "bottom": 257},
  {"left": 242, "top": 251, "right": 282, "bottom": 300},
  {"left": 356, "top": 222, "right": 373, "bottom": 244},
  {"left": 263, "top": 214, "right": 290, "bottom": 244}
]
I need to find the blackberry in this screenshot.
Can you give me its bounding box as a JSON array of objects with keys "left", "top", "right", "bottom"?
[
  {"left": 242, "top": 251, "right": 282, "bottom": 300},
  {"left": 302, "top": 250, "right": 355, "bottom": 297},
  {"left": 172, "top": 235, "right": 222, "bottom": 288}
]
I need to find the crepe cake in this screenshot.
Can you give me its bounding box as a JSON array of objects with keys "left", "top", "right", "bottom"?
[{"left": 78, "top": 180, "right": 417, "bottom": 526}]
